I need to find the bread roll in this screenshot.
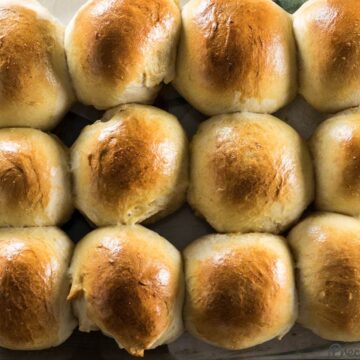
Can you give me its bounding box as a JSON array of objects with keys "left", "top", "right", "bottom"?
[
  {"left": 188, "top": 112, "right": 314, "bottom": 233},
  {"left": 183, "top": 233, "right": 296, "bottom": 350},
  {"left": 288, "top": 213, "right": 360, "bottom": 341},
  {"left": 294, "top": 0, "right": 360, "bottom": 113},
  {"left": 0, "top": 0, "right": 74, "bottom": 129},
  {"left": 65, "top": 0, "right": 180, "bottom": 109},
  {"left": 68, "top": 225, "right": 184, "bottom": 357},
  {"left": 310, "top": 109, "right": 360, "bottom": 216},
  {"left": 71, "top": 104, "right": 188, "bottom": 226},
  {"left": 173, "top": 0, "right": 296, "bottom": 116},
  {"left": 0, "top": 227, "right": 76, "bottom": 350},
  {"left": 0, "top": 128, "right": 73, "bottom": 226}
]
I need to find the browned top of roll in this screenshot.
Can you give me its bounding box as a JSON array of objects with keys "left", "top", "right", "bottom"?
[
  {"left": 314, "top": 239, "right": 360, "bottom": 333},
  {"left": 310, "top": 111, "right": 360, "bottom": 200},
  {"left": 77, "top": 237, "right": 176, "bottom": 356},
  {"left": 289, "top": 213, "right": 360, "bottom": 338},
  {"left": 189, "top": 248, "right": 280, "bottom": 344},
  {"left": 209, "top": 122, "right": 290, "bottom": 206},
  {"left": 340, "top": 129, "right": 360, "bottom": 198},
  {"left": 0, "top": 149, "right": 48, "bottom": 209},
  {"left": 0, "top": 132, "right": 51, "bottom": 213},
  {"left": 0, "top": 239, "right": 57, "bottom": 347},
  {"left": 298, "top": 0, "right": 360, "bottom": 88},
  {"left": 71, "top": 0, "right": 179, "bottom": 86},
  {"left": 187, "top": 0, "right": 289, "bottom": 93},
  {"left": 0, "top": 3, "right": 59, "bottom": 102},
  {"left": 87, "top": 116, "right": 168, "bottom": 206}
]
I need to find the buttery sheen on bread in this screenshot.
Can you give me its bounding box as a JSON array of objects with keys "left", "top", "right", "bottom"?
[
  {"left": 65, "top": 0, "right": 180, "bottom": 109},
  {"left": 294, "top": 0, "right": 360, "bottom": 113},
  {"left": 0, "top": 227, "right": 76, "bottom": 350},
  {"left": 288, "top": 213, "right": 360, "bottom": 341},
  {"left": 310, "top": 109, "right": 360, "bottom": 217},
  {"left": 71, "top": 104, "right": 188, "bottom": 226},
  {"left": 0, "top": 0, "right": 74, "bottom": 129},
  {"left": 68, "top": 225, "right": 184, "bottom": 357},
  {"left": 173, "top": 0, "right": 297, "bottom": 115},
  {"left": 188, "top": 112, "right": 314, "bottom": 233},
  {"left": 183, "top": 233, "right": 296, "bottom": 350},
  {"left": 0, "top": 128, "right": 73, "bottom": 226}
]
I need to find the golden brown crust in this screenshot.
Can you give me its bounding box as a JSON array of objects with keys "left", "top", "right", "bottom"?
[
  {"left": 173, "top": 0, "right": 296, "bottom": 115},
  {"left": 189, "top": 248, "right": 279, "bottom": 345},
  {"left": 313, "top": 243, "right": 360, "bottom": 334},
  {"left": 288, "top": 213, "right": 360, "bottom": 340},
  {"left": 72, "top": 0, "right": 179, "bottom": 87},
  {"left": 341, "top": 130, "right": 360, "bottom": 198},
  {"left": 210, "top": 122, "right": 289, "bottom": 206},
  {"left": 307, "top": 0, "right": 360, "bottom": 89},
  {"left": 78, "top": 238, "right": 176, "bottom": 356},
  {"left": 0, "top": 128, "right": 73, "bottom": 226},
  {"left": 309, "top": 111, "right": 360, "bottom": 216},
  {"left": 0, "top": 148, "right": 49, "bottom": 211},
  {"left": 88, "top": 118, "right": 167, "bottom": 206},
  {"left": 0, "top": 131, "right": 52, "bottom": 217},
  {"left": 0, "top": 4, "right": 59, "bottom": 102},
  {"left": 194, "top": 0, "right": 284, "bottom": 93},
  {"left": 311, "top": 0, "right": 360, "bottom": 87},
  {"left": 187, "top": 112, "right": 313, "bottom": 234},
  {"left": 72, "top": 104, "right": 188, "bottom": 226},
  {"left": 0, "top": 240, "right": 57, "bottom": 347}
]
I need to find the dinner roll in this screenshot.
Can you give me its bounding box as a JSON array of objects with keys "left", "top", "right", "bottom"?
[
  {"left": 173, "top": 0, "right": 296, "bottom": 116},
  {"left": 0, "top": 0, "right": 74, "bottom": 129},
  {"left": 310, "top": 109, "right": 360, "bottom": 217},
  {"left": 71, "top": 104, "right": 188, "bottom": 227},
  {"left": 0, "top": 227, "right": 76, "bottom": 350},
  {"left": 0, "top": 128, "right": 73, "bottom": 226},
  {"left": 184, "top": 233, "right": 296, "bottom": 350},
  {"left": 288, "top": 213, "right": 360, "bottom": 341},
  {"left": 65, "top": 0, "right": 180, "bottom": 109},
  {"left": 294, "top": 0, "right": 360, "bottom": 113},
  {"left": 188, "top": 113, "right": 314, "bottom": 233},
  {"left": 68, "top": 225, "right": 184, "bottom": 357}
]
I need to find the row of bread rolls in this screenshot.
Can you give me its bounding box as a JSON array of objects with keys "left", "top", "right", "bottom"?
[
  {"left": 2, "top": 103, "right": 360, "bottom": 232},
  {"left": 0, "top": 104, "right": 311, "bottom": 227},
  {"left": 64, "top": 0, "right": 360, "bottom": 114},
  {"left": 1, "top": 0, "right": 360, "bottom": 130},
  {"left": 186, "top": 212, "right": 360, "bottom": 348},
  {"left": 0, "top": 104, "right": 188, "bottom": 227},
  {"left": 175, "top": 0, "right": 360, "bottom": 114},
  {"left": 2, "top": 213, "right": 360, "bottom": 354},
  {"left": 0, "top": 226, "right": 182, "bottom": 356}
]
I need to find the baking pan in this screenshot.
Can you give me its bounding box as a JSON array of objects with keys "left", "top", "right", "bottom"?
[{"left": 0, "top": 1, "right": 356, "bottom": 359}]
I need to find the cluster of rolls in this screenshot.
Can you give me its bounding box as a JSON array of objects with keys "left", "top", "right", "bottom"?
[{"left": 2, "top": 0, "right": 360, "bottom": 357}]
